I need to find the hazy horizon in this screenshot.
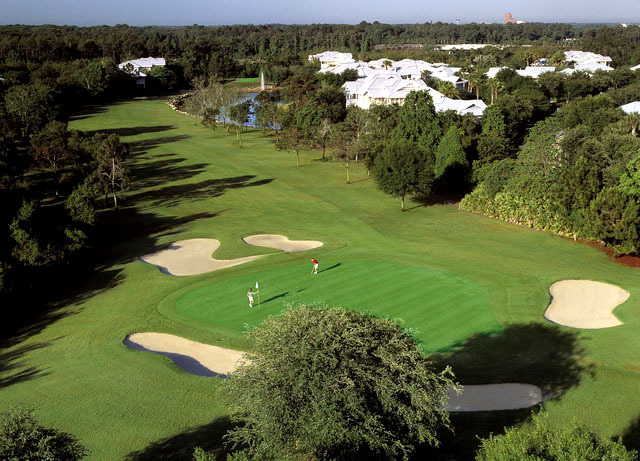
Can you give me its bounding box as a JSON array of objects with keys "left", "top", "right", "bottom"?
[{"left": 3, "top": 0, "right": 640, "bottom": 27}]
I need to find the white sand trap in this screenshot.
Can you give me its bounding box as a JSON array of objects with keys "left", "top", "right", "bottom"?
[
  {"left": 243, "top": 234, "right": 323, "bottom": 252},
  {"left": 139, "top": 239, "right": 260, "bottom": 276},
  {"left": 445, "top": 383, "right": 542, "bottom": 412},
  {"left": 124, "top": 332, "right": 246, "bottom": 377},
  {"left": 544, "top": 280, "right": 629, "bottom": 329}
]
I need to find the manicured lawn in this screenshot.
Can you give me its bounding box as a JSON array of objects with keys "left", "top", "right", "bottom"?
[
  {"left": 172, "top": 261, "right": 498, "bottom": 353},
  {"left": 0, "top": 98, "right": 639, "bottom": 459}
]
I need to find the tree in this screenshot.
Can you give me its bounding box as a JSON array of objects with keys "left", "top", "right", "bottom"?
[
  {"left": 30, "top": 120, "right": 75, "bottom": 196},
  {"left": 476, "top": 411, "right": 637, "bottom": 461},
  {"left": 276, "top": 125, "right": 305, "bottom": 167},
  {"left": 373, "top": 138, "right": 434, "bottom": 211},
  {"left": 230, "top": 100, "right": 252, "bottom": 147},
  {"left": 0, "top": 407, "right": 88, "bottom": 460},
  {"left": 223, "top": 306, "right": 457, "bottom": 460},
  {"left": 92, "top": 133, "right": 129, "bottom": 208},
  {"left": 585, "top": 186, "right": 640, "bottom": 256},
  {"left": 4, "top": 83, "right": 56, "bottom": 137},
  {"left": 434, "top": 126, "right": 469, "bottom": 193}
]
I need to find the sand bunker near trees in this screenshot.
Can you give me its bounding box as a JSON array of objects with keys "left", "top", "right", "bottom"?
[
  {"left": 124, "top": 332, "right": 246, "bottom": 377},
  {"left": 139, "top": 234, "right": 323, "bottom": 276},
  {"left": 445, "top": 383, "right": 542, "bottom": 412},
  {"left": 124, "top": 333, "right": 542, "bottom": 411},
  {"left": 544, "top": 280, "right": 629, "bottom": 329}
]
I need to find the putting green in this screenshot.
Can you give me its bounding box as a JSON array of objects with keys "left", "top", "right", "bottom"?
[{"left": 174, "top": 261, "right": 500, "bottom": 352}]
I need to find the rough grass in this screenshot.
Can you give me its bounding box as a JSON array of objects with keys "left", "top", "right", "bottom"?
[{"left": 0, "top": 98, "right": 639, "bottom": 459}]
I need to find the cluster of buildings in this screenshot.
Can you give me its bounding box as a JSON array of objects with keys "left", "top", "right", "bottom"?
[
  {"left": 117, "top": 57, "right": 166, "bottom": 88},
  {"left": 309, "top": 51, "right": 486, "bottom": 117}
]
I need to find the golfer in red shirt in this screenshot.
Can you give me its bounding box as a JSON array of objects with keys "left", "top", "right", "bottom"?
[{"left": 311, "top": 258, "right": 318, "bottom": 274}]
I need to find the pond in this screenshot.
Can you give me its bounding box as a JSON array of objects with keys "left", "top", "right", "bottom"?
[{"left": 219, "top": 92, "right": 285, "bottom": 128}]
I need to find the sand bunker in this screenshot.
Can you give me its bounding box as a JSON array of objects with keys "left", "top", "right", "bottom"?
[
  {"left": 243, "top": 234, "right": 323, "bottom": 252},
  {"left": 139, "top": 239, "right": 260, "bottom": 276},
  {"left": 140, "top": 235, "right": 323, "bottom": 276},
  {"left": 445, "top": 383, "right": 542, "bottom": 412},
  {"left": 124, "top": 332, "right": 246, "bottom": 378},
  {"left": 544, "top": 280, "right": 629, "bottom": 329},
  {"left": 125, "top": 333, "right": 542, "bottom": 410}
]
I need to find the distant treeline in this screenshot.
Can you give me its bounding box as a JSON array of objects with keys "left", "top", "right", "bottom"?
[{"left": 0, "top": 22, "right": 639, "bottom": 70}]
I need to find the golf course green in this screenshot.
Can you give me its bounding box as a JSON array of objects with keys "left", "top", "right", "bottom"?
[
  {"left": 0, "top": 97, "right": 639, "bottom": 459},
  {"left": 171, "top": 261, "right": 498, "bottom": 353}
]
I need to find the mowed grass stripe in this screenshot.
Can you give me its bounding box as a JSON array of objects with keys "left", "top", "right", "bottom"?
[{"left": 172, "top": 262, "right": 498, "bottom": 352}]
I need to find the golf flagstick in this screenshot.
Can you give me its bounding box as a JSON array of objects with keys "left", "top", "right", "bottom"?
[{"left": 256, "top": 281, "right": 260, "bottom": 308}]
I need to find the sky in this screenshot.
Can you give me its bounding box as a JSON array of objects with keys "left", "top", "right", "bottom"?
[{"left": 2, "top": 0, "right": 640, "bottom": 26}]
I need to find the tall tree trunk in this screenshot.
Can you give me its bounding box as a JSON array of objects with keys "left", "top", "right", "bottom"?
[
  {"left": 111, "top": 158, "right": 118, "bottom": 209},
  {"left": 346, "top": 158, "right": 350, "bottom": 184},
  {"left": 296, "top": 151, "right": 300, "bottom": 167},
  {"left": 401, "top": 196, "right": 405, "bottom": 211}
]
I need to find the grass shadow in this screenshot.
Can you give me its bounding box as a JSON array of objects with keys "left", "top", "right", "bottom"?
[
  {"left": 430, "top": 323, "right": 592, "bottom": 398},
  {"left": 421, "top": 322, "right": 591, "bottom": 460},
  {"left": 82, "top": 125, "right": 176, "bottom": 138},
  {"left": 261, "top": 292, "right": 290, "bottom": 304},
  {"left": 621, "top": 415, "right": 640, "bottom": 453},
  {"left": 318, "top": 263, "right": 341, "bottom": 273},
  {"left": 0, "top": 340, "right": 57, "bottom": 389},
  {"left": 127, "top": 176, "right": 274, "bottom": 208},
  {"left": 126, "top": 416, "right": 234, "bottom": 461}
]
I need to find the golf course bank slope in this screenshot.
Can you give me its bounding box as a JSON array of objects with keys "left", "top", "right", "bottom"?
[
  {"left": 139, "top": 235, "right": 324, "bottom": 276},
  {"left": 124, "top": 332, "right": 247, "bottom": 377},
  {"left": 544, "top": 280, "right": 630, "bottom": 329}
]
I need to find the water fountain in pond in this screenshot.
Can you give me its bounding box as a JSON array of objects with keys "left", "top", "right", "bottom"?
[{"left": 260, "top": 71, "right": 265, "bottom": 91}]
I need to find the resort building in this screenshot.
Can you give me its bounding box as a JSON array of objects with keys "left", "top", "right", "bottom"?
[
  {"left": 308, "top": 51, "right": 355, "bottom": 69},
  {"left": 118, "top": 57, "right": 166, "bottom": 88},
  {"left": 343, "top": 74, "right": 486, "bottom": 117}
]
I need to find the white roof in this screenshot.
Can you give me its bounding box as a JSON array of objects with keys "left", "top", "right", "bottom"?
[
  {"left": 118, "top": 57, "right": 165, "bottom": 70},
  {"left": 619, "top": 101, "right": 640, "bottom": 114},
  {"left": 575, "top": 62, "right": 613, "bottom": 72},
  {"left": 309, "top": 51, "right": 354, "bottom": 63},
  {"left": 564, "top": 50, "right": 612, "bottom": 65},
  {"left": 516, "top": 66, "right": 556, "bottom": 79},
  {"left": 486, "top": 67, "right": 509, "bottom": 78},
  {"left": 344, "top": 74, "right": 429, "bottom": 100}
]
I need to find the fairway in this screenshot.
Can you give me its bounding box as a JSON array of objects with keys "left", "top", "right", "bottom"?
[
  {"left": 173, "top": 261, "right": 499, "bottom": 352},
  {"left": 1, "top": 97, "right": 639, "bottom": 459}
]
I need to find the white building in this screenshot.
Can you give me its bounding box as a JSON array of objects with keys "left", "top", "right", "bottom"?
[
  {"left": 308, "top": 51, "right": 355, "bottom": 69},
  {"left": 619, "top": 101, "right": 640, "bottom": 114},
  {"left": 485, "top": 67, "right": 509, "bottom": 79},
  {"left": 516, "top": 66, "right": 556, "bottom": 79},
  {"left": 118, "top": 57, "right": 166, "bottom": 88},
  {"left": 343, "top": 75, "right": 429, "bottom": 109},
  {"left": 564, "top": 50, "right": 612, "bottom": 67},
  {"left": 343, "top": 74, "right": 486, "bottom": 117}
]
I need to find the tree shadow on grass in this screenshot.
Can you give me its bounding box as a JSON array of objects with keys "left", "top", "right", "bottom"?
[
  {"left": 126, "top": 416, "right": 235, "bottom": 461},
  {"left": 620, "top": 415, "right": 640, "bottom": 453},
  {"left": 0, "top": 340, "right": 56, "bottom": 389},
  {"left": 127, "top": 176, "right": 274, "bottom": 208},
  {"left": 429, "top": 323, "right": 591, "bottom": 398},
  {"left": 128, "top": 135, "right": 191, "bottom": 156},
  {"left": 82, "top": 125, "right": 176, "bottom": 138},
  {"left": 420, "top": 323, "right": 592, "bottom": 460}
]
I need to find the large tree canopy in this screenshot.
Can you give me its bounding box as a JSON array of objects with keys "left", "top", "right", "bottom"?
[{"left": 223, "top": 306, "right": 457, "bottom": 460}]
